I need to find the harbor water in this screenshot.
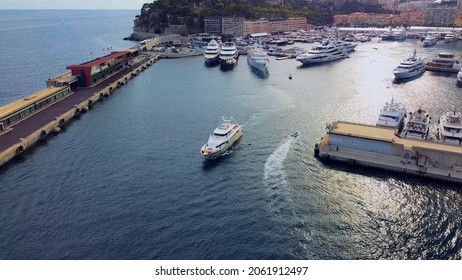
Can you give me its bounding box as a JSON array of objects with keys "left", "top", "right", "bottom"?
[{"left": 1, "top": 10, "right": 462, "bottom": 259}]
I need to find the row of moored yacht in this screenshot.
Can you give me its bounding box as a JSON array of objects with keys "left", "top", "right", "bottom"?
[
  {"left": 377, "top": 99, "right": 462, "bottom": 144},
  {"left": 205, "top": 38, "right": 359, "bottom": 70},
  {"left": 204, "top": 40, "right": 239, "bottom": 67},
  {"left": 204, "top": 39, "right": 269, "bottom": 74},
  {"left": 392, "top": 49, "right": 462, "bottom": 83}
]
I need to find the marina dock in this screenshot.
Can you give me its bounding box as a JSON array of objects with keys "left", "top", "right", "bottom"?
[
  {"left": 315, "top": 121, "right": 462, "bottom": 183},
  {"left": 0, "top": 52, "right": 159, "bottom": 168}
]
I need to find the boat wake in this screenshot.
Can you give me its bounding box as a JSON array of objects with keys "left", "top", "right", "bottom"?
[
  {"left": 241, "top": 112, "right": 264, "bottom": 130},
  {"left": 264, "top": 137, "right": 295, "bottom": 209}
]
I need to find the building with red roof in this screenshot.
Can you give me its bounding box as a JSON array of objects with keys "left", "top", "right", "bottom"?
[{"left": 67, "top": 51, "right": 131, "bottom": 87}]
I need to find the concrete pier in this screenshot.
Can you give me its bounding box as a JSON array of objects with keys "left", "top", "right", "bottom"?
[
  {"left": 315, "top": 121, "right": 462, "bottom": 183},
  {"left": 0, "top": 53, "right": 159, "bottom": 168}
]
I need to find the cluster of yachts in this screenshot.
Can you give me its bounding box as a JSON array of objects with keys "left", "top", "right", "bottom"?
[
  {"left": 392, "top": 49, "right": 462, "bottom": 83},
  {"left": 202, "top": 29, "right": 462, "bottom": 85},
  {"left": 204, "top": 39, "right": 269, "bottom": 74},
  {"left": 377, "top": 98, "right": 462, "bottom": 144},
  {"left": 203, "top": 37, "right": 360, "bottom": 71},
  {"left": 421, "top": 32, "right": 459, "bottom": 47}
]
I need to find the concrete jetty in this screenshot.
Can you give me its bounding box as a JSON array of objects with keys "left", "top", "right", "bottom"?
[
  {"left": 0, "top": 52, "right": 159, "bottom": 168},
  {"left": 315, "top": 121, "right": 462, "bottom": 183}
]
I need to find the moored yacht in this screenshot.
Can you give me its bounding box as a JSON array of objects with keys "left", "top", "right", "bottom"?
[
  {"left": 392, "top": 27, "right": 406, "bottom": 41},
  {"left": 219, "top": 42, "right": 239, "bottom": 68},
  {"left": 200, "top": 117, "right": 243, "bottom": 159},
  {"left": 247, "top": 42, "right": 269, "bottom": 73},
  {"left": 422, "top": 35, "right": 437, "bottom": 47},
  {"left": 444, "top": 32, "right": 458, "bottom": 43},
  {"left": 401, "top": 107, "right": 431, "bottom": 140},
  {"left": 203, "top": 39, "right": 221, "bottom": 64},
  {"left": 376, "top": 98, "right": 406, "bottom": 129},
  {"left": 438, "top": 110, "right": 462, "bottom": 145},
  {"left": 332, "top": 39, "right": 358, "bottom": 52},
  {"left": 295, "top": 40, "right": 347, "bottom": 65},
  {"left": 392, "top": 49, "right": 426, "bottom": 80},
  {"left": 458, "top": 69, "right": 462, "bottom": 83},
  {"left": 426, "top": 52, "right": 462, "bottom": 73}
]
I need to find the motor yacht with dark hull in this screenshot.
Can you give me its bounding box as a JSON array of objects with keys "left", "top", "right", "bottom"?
[{"left": 219, "top": 42, "right": 239, "bottom": 68}]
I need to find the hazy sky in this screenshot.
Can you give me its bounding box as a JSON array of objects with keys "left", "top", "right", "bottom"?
[{"left": 1, "top": 0, "right": 150, "bottom": 9}]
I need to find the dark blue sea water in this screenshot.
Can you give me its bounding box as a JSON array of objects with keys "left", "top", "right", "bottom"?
[{"left": 1, "top": 10, "right": 462, "bottom": 260}]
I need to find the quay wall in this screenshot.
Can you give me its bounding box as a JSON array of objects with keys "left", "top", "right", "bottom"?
[
  {"left": 317, "top": 129, "right": 462, "bottom": 184},
  {"left": 0, "top": 55, "right": 159, "bottom": 168},
  {"left": 318, "top": 146, "right": 462, "bottom": 184},
  {"left": 329, "top": 133, "right": 403, "bottom": 156}
]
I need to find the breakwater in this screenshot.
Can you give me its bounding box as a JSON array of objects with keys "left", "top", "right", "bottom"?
[{"left": 0, "top": 53, "right": 159, "bottom": 168}]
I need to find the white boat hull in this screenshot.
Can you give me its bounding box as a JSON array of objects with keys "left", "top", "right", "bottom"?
[
  {"left": 200, "top": 130, "right": 243, "bottom": 159},
  {"left": 393, "top": 66, "right": 425, "bottom": 79},
  {"left": 247, "top": 55, "right": 268, "bottom": 73},
  {"left": 296, "top": 54, "right": 345, "bottom": 65}
]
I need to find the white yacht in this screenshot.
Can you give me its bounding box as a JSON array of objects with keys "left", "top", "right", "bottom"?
[
  {"left": 332, "top": 39, "right": 358, "bottom": 52},
  {"left": 380, "top": 26, "right": 406, "bottom": 41},
  {"left": 200, "top": 117, "right": 243, "bottom": 159},
  {"left": 444, "top": 32, "right": 458, "bottom": 43},
  {"left": 392, "top": 49, "right": 426, "bottom": 80},
  {"left": 380, "top": 27, "right": 394, "bottom": 41},
  {"left": 392, "top": 27, "right": 406, "bottom": 41},
  {"left": 422, "top": 35, "right": 437, "bottom": 47},
  {"left": 219, "top": 42, "right": 239, "bottom": 67},
  {"left": 376, "top": 98, "right": 406, "bottom": 129},
  {"left": 401, "top": 107, "right": 431, "bottom": 140},
  {"left": 267, "top": 46, "right": 304, "bottom": 58},
  {"left": 426, "top": 52, "right": 462, "bottom": 73},
  {"left": 438, "top": 111, "right": 462, "bottom": 145},
  {"left": 203, "top": 39, "right": 221, "bottom": 64},
  {"left": 247, "top": 43, "right": 269, "bottom": 73},
  {"left": 458, "top": 69, "right": 462, "bottom": 83},
  {"left": 295, "top": 40, "right": 347, "bottom": 65}
]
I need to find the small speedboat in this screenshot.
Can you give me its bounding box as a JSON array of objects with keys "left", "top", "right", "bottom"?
[{"left": 291, "top": 131, "right": 300, "bottom": 138}]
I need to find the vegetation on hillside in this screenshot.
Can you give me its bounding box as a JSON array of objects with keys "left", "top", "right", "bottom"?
[{"left": 133, "top": 0, "right": 391, "bottom": 34}]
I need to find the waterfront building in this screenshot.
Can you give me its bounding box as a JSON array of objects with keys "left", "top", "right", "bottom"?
[
  {"left": 333, "top": 7, "right": 458, "bottom": 27},
  {"left": 67, "top": 51, "right": 132, "bottom": 87},
  {"left": 222, "top": 17, "right": 245, "bottom": 36},
  {"left": 204, "top": 18, "right": 222, "bottom": 36},
  {"left": 424, "top": 7, "right": 457, "bottom": 27},
  {"left": 268, "top": 17, "right": 309, "bottom": 34},
  {"left": 0, "top": 86, "right": 72, "bottom": 132},
  {"left": 398, "top": 9, "right": 425, "bottom": 26},
  {"left": 244, "top": 19, "right": 270, "bottom": 36},
  {"left": 333, "top": 12, "right": 394, "bottom": 27},
  {"left": 454, "top": 10, "right": 462, "bottom": 27}
]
